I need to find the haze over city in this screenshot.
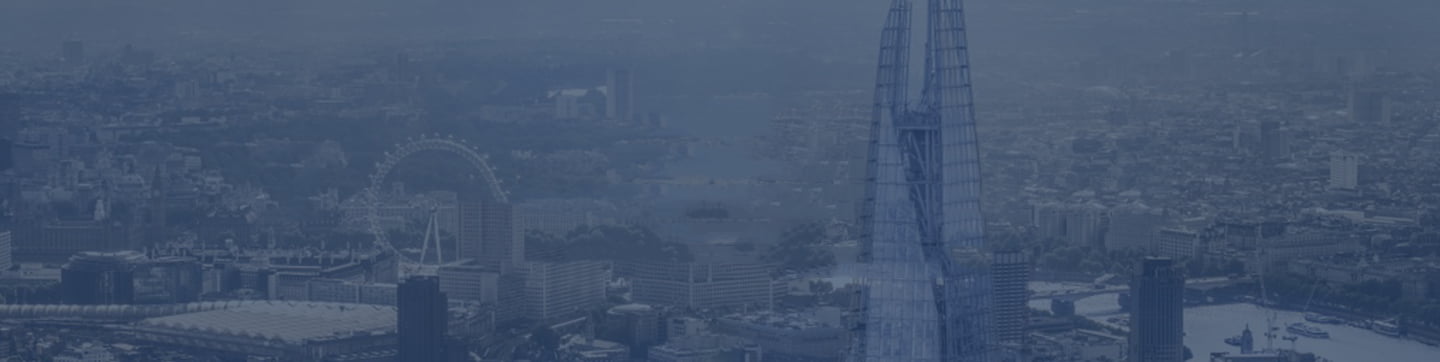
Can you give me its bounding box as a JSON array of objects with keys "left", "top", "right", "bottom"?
[{"left": 1, "top": 1, "right": 1439, "bottom": 361}]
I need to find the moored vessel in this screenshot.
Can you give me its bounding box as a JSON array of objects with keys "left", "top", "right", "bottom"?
[{"left": 1287, "top": 322, "right": 1330, "bottom": 338}]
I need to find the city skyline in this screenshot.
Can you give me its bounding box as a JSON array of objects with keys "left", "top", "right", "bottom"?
[{"left": 2, "top": 1, "right": 1440, "bottom": 361}]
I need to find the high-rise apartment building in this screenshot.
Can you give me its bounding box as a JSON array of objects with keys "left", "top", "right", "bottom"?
[
  {"left": 606, "top": 68, "right": 634, "bottom": 122},
  {"left": 0, "top": 231, "right": 12, "bottom": 271},
  {"left": 991, "top": 251, "right": 1031, "bottom": 346},
  {"left": 457, "top": 196, "right": 483, "bottom": 265},
  {"left": 398, "top": 276, "right": 447, "bottom": 362},
  {"left": 1129, "top": 257, "right": 1185, "bottom": 362},
  {"left": 1258, "top": 120, "right": 1290, "bottom": 160},
  {"left": 482, "top": 201, "right": 517, "bottom": 272},
  {"left": 1330, "top": 152, "right": 1359, "bottom": 190},
  {"left": 458, "top": 199, "right": 518, "bottom": 272}
]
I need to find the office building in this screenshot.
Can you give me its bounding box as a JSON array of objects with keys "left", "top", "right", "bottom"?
[
  {"left": 1349, "top": 89, "right": 1391, "bottom": 123},
  {"left": 305, "top": 279, "right": 398, "bottom": 306},
  {"left": 133, "top": 256, "right": 203, "bottom": 304},
  {"left": 648, "top": 335, "right": 762, "bottom": 362},
  {"left": 1033, "top": 202, "right": 1107, "bottom": 247},
  {"left": 1258, "top": 120, "right": 1290, "bottom": 160},
  {"left": 1330, "top": 152, "right": 1359, "bottom": 190},
  {"left": 606, "top": 68, "right": 635, "bottom": 122},
  {"left": 0, "top": 231, "right": 11, "bottom": 271},
  {"left": 601, "top": 304, "right": 665, "bottom": 360},
  {"left": 711, "top": 311, "right": 846, "bottom": 361},
  {"left": 1128, "top": 257, "right": 1185, "bottom": 362},
  {"left": 1105, "top": 204, "right": 1166, "bottom": 251},
  {"left": 991, "top": 250, "right": 1031, "bottom": 346},
  {"left": 521, "top": 261, "right": 607, "bottom": 321},
  {"left": 61, "top": 251, "right": 145, "bottom": 304},
  {"left": 437, "top": 261, "right": 499, "bottom": 302},
  {"left": 457, "top": 195, "right": 483, "bottom": 266},
  {"left": 482, "top": 201, "right": 518, "bottom": 271},
  {"left": 458, "top": 198, "right": 519, "bottom": 273},
  {"left": 554, "top": 92, "right": 583, "bottom": 119},
  {"left": 15, "top": 220, "right": 128, "bottom": 262},
  {"left": 398, "top": 276, "right": 447, "bottom": 362},
  {"left": 1153, "top": 228, "right": 1202, "bottom": 259},
  {"left": 625, "top": 261, "right": 774, "bottom": 311}
]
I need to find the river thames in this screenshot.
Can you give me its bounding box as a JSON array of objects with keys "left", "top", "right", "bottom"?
[{"left": 1030, "top": 283, "right": 1440, "bottom": 362}]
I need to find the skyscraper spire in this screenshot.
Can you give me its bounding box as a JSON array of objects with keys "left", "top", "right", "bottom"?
[{"left": 852, "top": 1, "right": 992, "bottom": 361}]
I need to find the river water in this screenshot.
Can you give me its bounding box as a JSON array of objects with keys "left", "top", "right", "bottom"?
[{"left": 1029, "top": 282, "right": 1440, "bottom": 362}]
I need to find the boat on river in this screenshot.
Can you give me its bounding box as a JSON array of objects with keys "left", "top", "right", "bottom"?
[
  {"left": 1304, "top": 312, "right": 1344, "bottom": 325},
  {"left": 1374, "top": 319, "right": 1402, "bottom": 337},
  {"left": 1287, "top": 322, "right": 1330, "bottom": 338}
]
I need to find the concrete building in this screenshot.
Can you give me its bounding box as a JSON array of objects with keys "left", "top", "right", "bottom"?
[
  {"left": 1329, "top": 152, "right": 1359, "bottom": 190},
  {"left": 710, "top": 311, "right": 844, "bottom": 361},
  {"left": 554, "top": 91, "right": 583, "bottom": 119},
  {"left": 1034, "top": 202, "right": 1107, "bottom": 247},
  {"left": 15, "top": 220, "right": 128, "bottom": 262},
  {"left": 482, "top": 202, "right": 518, "bottom": 272},
  {"left": 399, "top": 276, "right": 447, "bottom": 362},
  {"left": 133, "top": 256, "right": 203, "bottom": 304},
  {"left": 1032, "top": 330, "right": 1126, "bottom": 362},
  {"left": 437, "top": 261, "right": 499, "bottom": 303},
  {"left": 560, "top": 335, "right": 631, "bottom": 361},
  {"left": 1105, "top": 204, "right": 1166, "bottom": 251},
  {"left": 1129, "top": 257, "right": 1185, "bottom": 362},
  {"left": 0, "top": 231, "right": 11, "bottom": 271},
  {"left": 668, "top": 316, "right": 709, "bottom": 338},
  {"left": 600, "top": 304, "right": 664, "bottom": 360},
  {"left": 62, "top": 251, "right": 145, "bottom": 305},
  {"left": 648, "top": 335, "right": 762, "bottom": 362},
  {"left": 1257, "top": 234, "right": 1364, "bottom": 271},
  {"left": 521, "top": 261, "right": 607, "bottom": 322},
  {"left": 1154, "top": 228, "right": 1202, "bottom": 259},
  {"left": 624, "top": 261, "right": 775, "bottom": 311},
  {"left": 1349, "top": 89, "right": 1391, "bottom": 123},
  {"left": 1258, "top": 120, "right": 1290, "bottom": 160},
  {"left": 605, "top": 68, "right": 635, "bottom": 122},
  {"left": 54, "top": 343, "right": 115, "bottom": 362},
  {"left": 991, "top": 250, "right": 1031, "bottom": 346},
  {"left": 304, "top": 279, "right": 398, "bottom": 306}
]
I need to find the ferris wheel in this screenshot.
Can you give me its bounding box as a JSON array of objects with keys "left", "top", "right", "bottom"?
[{"left": 363, "top": 134, "right": 509, "bottom": 275}]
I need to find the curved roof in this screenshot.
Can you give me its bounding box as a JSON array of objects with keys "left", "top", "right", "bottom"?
[{"left": 136, "top": 301, "right": 396, "bottom": 344}]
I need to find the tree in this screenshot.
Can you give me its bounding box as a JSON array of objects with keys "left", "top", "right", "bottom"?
[{"left": 766, "top": 222, "right": 837, "bottom": 273}]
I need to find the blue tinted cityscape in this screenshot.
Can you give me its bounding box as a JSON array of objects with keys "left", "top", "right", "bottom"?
[{"left": 1, "top": 1, "right": 1439, "bottom": 361}]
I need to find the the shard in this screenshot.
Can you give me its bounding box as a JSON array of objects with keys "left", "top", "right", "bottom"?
[{"left": 852, "top": 0, "right": 992, "bottom": 361}]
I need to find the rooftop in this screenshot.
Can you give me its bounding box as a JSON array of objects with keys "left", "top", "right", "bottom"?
[{"left": 137, "top": 301, "right": 395, "bottom": 344}]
